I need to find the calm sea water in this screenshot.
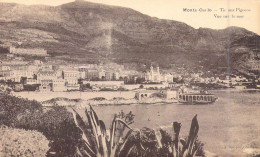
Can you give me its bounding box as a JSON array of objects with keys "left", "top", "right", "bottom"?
[
  {"left": 13, "top": 90, "right": 260, "bottom": 156},
  {"left": 87, "top": 90, "right": 260, "bottom": 157}
]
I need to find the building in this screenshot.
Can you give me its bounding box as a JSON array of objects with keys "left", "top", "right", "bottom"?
[
  {"left": 112, "top": 72, "right": 119, "bottom": 80},
  {"left": 0, "top": 70, "right": 12, "bottom": 81},
  {"left": 105, "top": 72, "right": 113, "bottom": 81},
  {"left": 10, "top": 70, "right": 35, "bottom": 82},
  {"left": 162, "top": 74, "right": 173, "bottom": 82},
  {"left": 13, "top": 84, "right": 24, "bottom": 92},
  {"left": 9, "top": 46, "right": 48, "bottom": 56},
  {"left": 37, "top": 70, "right": 58, "bottom": 83},
  {"left": 135, "top": 91, "right": 154, "bottom": 100},
  {"left": 40, "top": 65, "right": 53, "bottom": 71},
  {"left": 86, "top": 69, "right": 99, "bottom": 80},
  {"left": 39, "top": 80, "right": 52, "bottom": 92},
  {"left": 98, "top": 70, "right": 106, "bottom": 80},
  {"left": 1, "top": 65, "right": 11, "bottom": 71},
  {"left": 63, "top": 69, "right": 80, "bottom": 85},
  {"left": 160, "top": 90, "right": 178, "bottom": 99},
  {"left": 144, "top": 66, "right": 162, "bottom": 82},
  {"left": 52, "top": 79, "right": 66, "bottom": 92},
  {"left": 79, "top": 71, "right": 86, "bottom": 79},
  {"left": 25, "top": 78, "right": 37, "bottom": 85},
  {"left": 66, "top": 84, "right": 80, "bottom": 91}
]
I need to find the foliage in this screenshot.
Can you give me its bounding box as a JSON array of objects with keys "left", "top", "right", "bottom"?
[
  {"left": 0, "top": 94, "right": 42, "bottom": 126},
  {"left": 0, "top": 126, "right": 49, "bottom": 157},
  {"left": 23, "top": 84, "right": 40, "bottom": 91},
  {"left": 89, "top": 97, "right": 107, "bottom": 101},
  {"left": 155, "top": 115, "right": 204, "bottom": 157},
  {"left": 150, "top": 92, "right": 166, "bottom": 99},
  {"left": 0, "top": 94, "right": 205, "bottom": 157},
  {"left": 100, "top": 88, "right": 116, "bottom": 91},
  {"left": 72, "top": 106, "right": 134, "bottom": 157},
  {"left": 0, "top": 94, "right": 81, "bottom": 157},
  {"left": 115, "top": 110, "right": 135, "bottom": 125},
  {"left": 15, "top": 106, "right": 82, "bottom": 157},
  {"left": 120, "top": 127, "right": 160, "bottom": 157},
  {"left": 117, "top": 87, "right": 129, "bottom": 91},
  {"left": 72, "top": 106, "right": 204, "bottom": 157}
]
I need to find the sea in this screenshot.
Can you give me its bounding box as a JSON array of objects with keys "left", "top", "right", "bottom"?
[{"left": 12, "top": 89, "right": 260, "bottom": 156}]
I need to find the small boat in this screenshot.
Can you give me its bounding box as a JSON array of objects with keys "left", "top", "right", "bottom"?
[{"left": 178, "top": 91, "right": 217, "bottom": 104}]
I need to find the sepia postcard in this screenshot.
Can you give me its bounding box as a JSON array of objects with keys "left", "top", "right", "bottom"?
[{"left": 0, "top": 0, "right": 259, "bottom": 156}]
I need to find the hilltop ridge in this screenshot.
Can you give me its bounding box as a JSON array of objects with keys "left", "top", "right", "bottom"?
[{"left": 0, "top": 1, "right": 259, "bottom": 72}]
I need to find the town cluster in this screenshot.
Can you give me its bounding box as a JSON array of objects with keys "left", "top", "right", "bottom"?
[
  {"left": 0, "top": 47, "right": 259, "bottom": 93},
  {"left": 0, "top": 54, "right": 176, "bottom": 92}
]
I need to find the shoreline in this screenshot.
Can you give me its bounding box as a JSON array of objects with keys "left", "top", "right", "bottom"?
[{"left": 42, "top": 97, "right": 179, "bottom": 108}]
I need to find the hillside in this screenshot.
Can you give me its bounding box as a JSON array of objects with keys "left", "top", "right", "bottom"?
[{"left": 0, "top": 1, "right": 259, "bottom": 72}]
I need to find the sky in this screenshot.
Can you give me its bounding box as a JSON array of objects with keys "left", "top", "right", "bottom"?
[{"left": 0, "top": 0, "right": 259, "bottom": 34}]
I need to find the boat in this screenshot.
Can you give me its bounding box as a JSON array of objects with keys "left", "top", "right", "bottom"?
[{"left": 178, "top": 91, "right": 217, "bottom": 104}]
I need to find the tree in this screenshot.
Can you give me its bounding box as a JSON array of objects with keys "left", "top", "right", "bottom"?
[
  {"left": 20, "top": 77, "right": 27, "bottom": 84},
  {"left": 136, "top": 77, "right": 145, "bottom": 84}
]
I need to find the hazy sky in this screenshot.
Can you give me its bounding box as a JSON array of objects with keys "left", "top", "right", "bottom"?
[{"left": 0, "top": 0, "right": 259, "bottom": 34}]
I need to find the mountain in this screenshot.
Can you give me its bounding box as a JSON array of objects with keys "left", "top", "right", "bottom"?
[{"left": 0, "top": 1, "right": 259, "bottom": 73}]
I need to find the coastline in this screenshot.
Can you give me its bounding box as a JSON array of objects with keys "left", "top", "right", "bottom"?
[{"left": 42, "top": 97, "right": 179, "bottom": 107}]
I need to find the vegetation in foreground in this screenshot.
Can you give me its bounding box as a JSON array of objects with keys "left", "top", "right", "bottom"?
[
  {"left": 72, "top": 105, "right": 204, "bottom": 157},
  {"left": 0, "top": 126, "right": 49, "bottom": 157},
  {"left": 0, "top": 94, "right": 205, "bottom": 157},
  {"left": 0, "top": 94, "right": 82, "bottom": 157}
]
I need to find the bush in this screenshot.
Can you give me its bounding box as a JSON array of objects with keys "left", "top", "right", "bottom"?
[
  {"left": 0, "top": 94, "right": 43, "bottom": 126},
  {"left": 0, "top": 94, "right": 82, "bottom": 157},
  {"left": 0, "top": 126, "right": 49, "bottom": 157},
  {"left": 150, "top": 93, "right": 166, "bottom": 99},
  {"left": 14, "top": 106, "right": 82, "bottom": 157},
  {"left": 117, "top": 87, "right": 129, "bottom": 91},
  {"left": 88, "top": 97, "right": 106, "bottom": 101}
]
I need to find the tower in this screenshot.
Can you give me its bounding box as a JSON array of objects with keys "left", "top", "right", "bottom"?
[
  {"left": 150, "top": 65, "right": 154, "bottom": 81},
  {"left": 150, "top": 65, "right": 154, "bottom": 73},
  {"left": 156, "top": 66, "right": 160, "bottom": 74}
]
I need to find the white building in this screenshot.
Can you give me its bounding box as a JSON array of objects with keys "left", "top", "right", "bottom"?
[
  {"left": 37, "top": 70, "right": 58, "bottom": 83},
  {"left": 162, "top": 73, "right": 173, "bottom": 82},
  {"left": 25, "top": 78, "right": 37, "bottom": 85},
  {"left": 63, "top": 69, "right": 80, "bottom": 85},
  {"left": 9, "top": 47, "right": 48, "bottom": 56},
  {"left": 52, "top": 79, "right": 66, "bottom": 92},
  {"left": 144, "top": 66, "right": 162, "bottom": 82}
]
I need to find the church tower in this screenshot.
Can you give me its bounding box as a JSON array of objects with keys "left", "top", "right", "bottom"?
[
  {"left": 156, "top": 66, "right": 160, "bottom": 74},
  {"left": 150, "top": 65, "right": 154, "bottom": 74}
]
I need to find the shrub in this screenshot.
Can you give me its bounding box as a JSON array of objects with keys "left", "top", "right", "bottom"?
[
  {"left": 155, "top": 115, "right": 204, "bottom": 157},
  {"left": 0, "top": 126, "right": 49, "bottom": 157},
  {"left": 89, "top": 97, "right": 107, "bottom": 101},
  {"left": 15, "top": 106, "right": 82, "bottom": 157},
  {"left": 150, "top": 93, "right": 166, "bottom": 99},
  {"left": 0, "top": 94, "right": 82, "bottom": 157},
  {"left": 120, "top": 127, "right": 160, "bottom": 157},
  {"left": 0, "top": 94, "right": 43, "bottom": 126}
]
